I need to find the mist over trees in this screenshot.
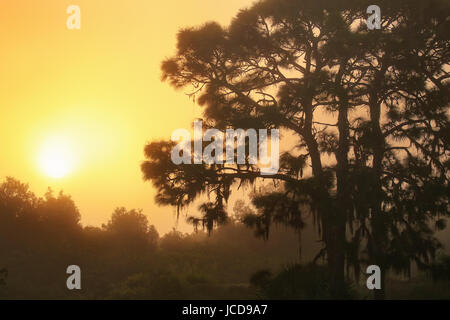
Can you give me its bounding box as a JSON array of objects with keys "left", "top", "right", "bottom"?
[
  {"left": 0, "top": 177, "right": 309, "bottom": 299},
  {"left": 0, "top": 0, "right": 448, "bottom": 301},
  {"left": 0, "top": 176, "right": 447, "bottom": 299},
  {"left": 0, "top": 170, "right": 448, "bottom": 300},
  {"left": 142, "top": 0, "right": 449, "bottom": 299}
]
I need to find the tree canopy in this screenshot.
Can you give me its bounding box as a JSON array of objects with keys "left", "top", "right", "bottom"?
[{"left": 142, "top": 0, "right": 449, "bottom": 298}]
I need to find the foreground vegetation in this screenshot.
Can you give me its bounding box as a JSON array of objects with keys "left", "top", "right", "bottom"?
[{"left": 0, "top": 177, "right": 448, "bottom": 300}]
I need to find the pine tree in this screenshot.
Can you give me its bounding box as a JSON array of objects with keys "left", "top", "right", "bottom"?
[{"left": 142, "top": 0, "right": 449, "bottom": 298}]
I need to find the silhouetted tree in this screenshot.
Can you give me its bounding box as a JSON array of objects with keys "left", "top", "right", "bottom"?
[
  {"left": 0, "top": 176, "right": 447, "bottom": 299},
  {"left": 0, "top": 175, "right": 319, "bottom": 299},
  {"left": 0, "top": 177, "right": 40, "bottom": 250},
  {"left": 142, "top": 0, "right": 449, "bottom": 298},
  {"left": 343, "top": 0, "right": 449, "bottom": 298},
  {"left": 188, "top": 202, "right": 228, "bottom": 235},
  {"left": 36, "top": 189, "right": 82, "bottom": 247},
  {"left": 104, "top": 207, "right": 159, "bottom": 252}
]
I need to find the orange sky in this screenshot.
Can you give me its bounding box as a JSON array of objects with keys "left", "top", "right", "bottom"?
[{"left": 0, "top": 0, "right": 256, "bottom": 234}]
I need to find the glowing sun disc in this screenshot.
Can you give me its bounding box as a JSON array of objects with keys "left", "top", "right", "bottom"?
[{"left": 38, "top": 137, "right": 76, "bottom": 179}]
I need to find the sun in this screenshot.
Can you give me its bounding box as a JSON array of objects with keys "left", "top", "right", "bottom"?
[{"left": 38, "top": 137, "right": 76, "bottom": 179}]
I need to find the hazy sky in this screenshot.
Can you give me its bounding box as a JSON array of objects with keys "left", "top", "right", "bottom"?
[{"left": 0, "top": 0, "right": 256, "bottom": 234}]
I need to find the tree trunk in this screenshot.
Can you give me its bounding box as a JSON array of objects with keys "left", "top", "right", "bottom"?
[
  {"left": 328, "top": 223, "right": 347, "bottom": 298},
  {"left": 331, "top": 66, "right": 351, "bottom": 299},
  {"left": 370, "top": 84, "right": 387, "bottom": 300}
]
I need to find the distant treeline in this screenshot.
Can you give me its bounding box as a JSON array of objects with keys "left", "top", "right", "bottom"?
[
  {"left": 0, "top": 177, "right": 448, "bottom": 299},
  {"left": 0, "top": 177, "right": 310, "bottom": 299}
]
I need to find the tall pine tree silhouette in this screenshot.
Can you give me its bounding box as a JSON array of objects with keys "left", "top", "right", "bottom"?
[{"left": 142, "top": 0, "right": 449, "bottom": 298}]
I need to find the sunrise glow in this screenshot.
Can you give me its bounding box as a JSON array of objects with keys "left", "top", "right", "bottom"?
[{"left": 38, "top": 137, "right": 76, "bottom": 179}]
